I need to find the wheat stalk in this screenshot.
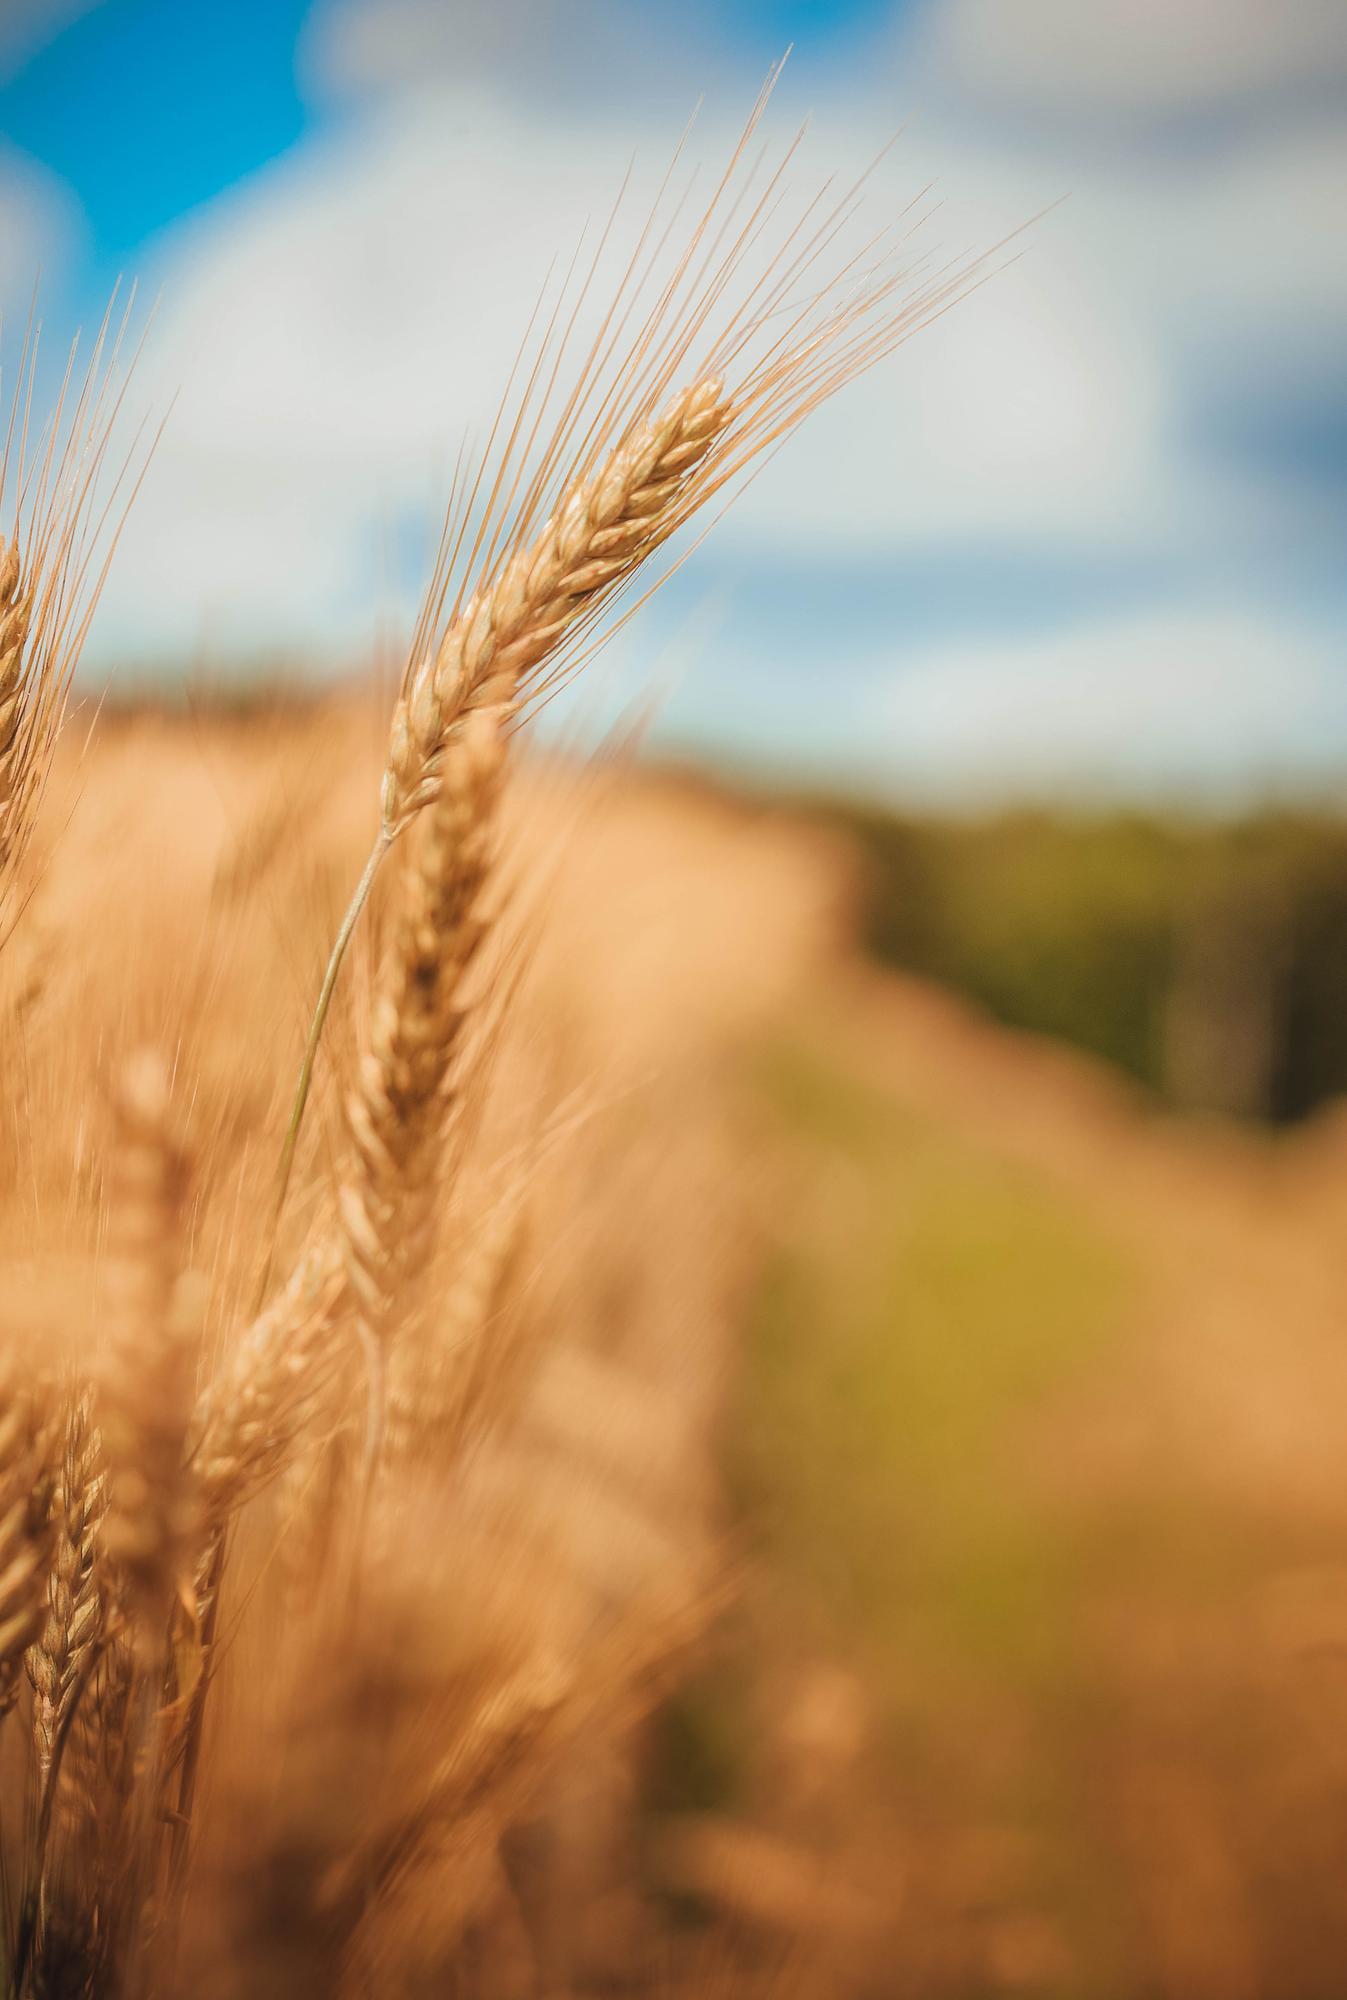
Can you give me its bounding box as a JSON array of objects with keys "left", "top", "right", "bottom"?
[
  {"left": 272, "top": 103, "right": 1000, "bottom": 1222},
  {"left": 325, "top": 398, "right": 738, "bottom": 1470},
  {"left": 272, "top": 378, "right": 730, "bottom": 1228}
]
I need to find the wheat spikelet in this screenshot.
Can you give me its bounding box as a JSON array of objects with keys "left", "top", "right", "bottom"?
[
  {"left": 341, "top": 703, "right": 508, "bottom": 1451},
  {"left": 381, "top": 376, "right": 728, "bottom": 840},
  {"left": 0, "top": 537, "right": 33, "bottom": 840},
  {"left": 26, "top": 1393, "right": 106, "bottom": 1790},
  {"left": 191, "top": 1237, "right": 345, "bottom": 1529},
  {"left": 99, "top": 1051, "right": 199, "bottom": 1657},
  {"left": 0, "top": 303, "right": 149, "bottom": 942},
  {"left": 0, "top": 1360, "right": 53, "bottom": 1721},
  {"left": 385, "top": 1197, "right": 528, "bottom": 1470}
]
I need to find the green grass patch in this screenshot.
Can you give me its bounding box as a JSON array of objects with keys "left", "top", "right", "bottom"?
[{"left": 740, "top": 1039, "right": 1134, "bottom": 1712}]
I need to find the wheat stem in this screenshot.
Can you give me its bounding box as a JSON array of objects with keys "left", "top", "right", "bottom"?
[{"left": 266, "top": 832, "right": 387, "bottom": 1289}]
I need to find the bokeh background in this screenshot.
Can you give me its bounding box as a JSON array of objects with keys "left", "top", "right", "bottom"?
[
  {"left": 6, "top": 6, "right": 1347, "bottom": 1996},
  {"left": 3, "top": 0, "right": 1344, "bottom": 804}
]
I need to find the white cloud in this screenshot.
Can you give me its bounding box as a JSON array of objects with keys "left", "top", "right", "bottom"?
[
  {"left": 871, "top": 607, "right": 1347, "bottom": 802},
  {"left": 74, "top": 0, "right": 1346, "bottom": 814},
  {"left": 94, "top": 88, "right": 657, "bottom": 657},
  {"left": 739, "top": 103, "right": 1347, "bottom": 554},
  {"left": 724, "top": 220, "right": 1169, "bottom": 550},
  {"left": 1087, "top": 124, "right": 1347, "bottom": 353},
  {"left": 921, "top": 0, "right": 1347, "bottom": 122},
  {"left": 300, "top": 0, "right": 657, "bottom": 105},
  {"left": 90, "top": 80, "right": 1173, "bottom": 660},
  {"left": 77, "top": 93, "right": 912, "bottom": 651},
  {"left": 0, "top": 143, "right": 81, "bottom": 316}
]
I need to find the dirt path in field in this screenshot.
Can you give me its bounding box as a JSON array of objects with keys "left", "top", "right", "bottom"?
[
  {"left": 815, "top": 958, "right": 1347, "bottom": 1527},
  {"left": 712, "top": 896, "right": 1347, "bottom": 1997}
]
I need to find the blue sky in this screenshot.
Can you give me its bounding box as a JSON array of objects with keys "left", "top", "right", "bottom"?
[{"left": 1, "top": 0, "right": 1344, "bottom": 803}]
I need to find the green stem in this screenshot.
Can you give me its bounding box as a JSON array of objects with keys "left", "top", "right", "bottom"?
[{"left": 260, "top": 831, "right": 389, "bottom": 1304}]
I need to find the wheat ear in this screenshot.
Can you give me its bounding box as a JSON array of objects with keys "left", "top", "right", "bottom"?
[
  {"left": 340, "top": 702, "right": 507, "bottom": 1474},
  {"left": 0, "top": 1363, "right": 53, "bottom": 1722},
  {"left": 384, "top": 1197, "right": 527, "bottom": 1471},
  {"left": 165, "top": 1241, "right": 341, "bottom": 1957},
  {"left": 99, "top": 1052, "right": 198, "bottom": 1660},
  {"left": 0, "top": 538, "right": 33, "bottom": 839},
  {"left": 380, "top": 375, "right": 728, "bottom": 837},
  {"left": 191, "top": 1236, "right": 345, "bottom": 1532},
  {"left": 1, "top": 299, "right": 152, "bottom": 944},
  {"left": 26, "top": 1394, "right": 106, "bottom": 1793},
  {"left": 272, "top": 377, "right": 730, "bottom": 1229}
]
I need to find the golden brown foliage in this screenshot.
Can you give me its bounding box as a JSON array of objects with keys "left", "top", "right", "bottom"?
[{"left": 0, "top": 93, "right": 967, "bottom": 1999}]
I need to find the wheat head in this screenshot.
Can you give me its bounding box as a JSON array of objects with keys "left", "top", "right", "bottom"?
[
  {"left": 0, "top": 538, "right": 32, "bottom": 814},
  {"left": 25, "top": 1392, "right": 106, "bottom": 1792},
  {"left": 381, "top": 377, "right": 727, "bottom": 841},
  {"left": 98, "top": 1052, "right": 199, "bottom": 1658},
  {"left": 0, "top": 1361, "right": 53, "bottom": 1721},
  {"left": 341, "top": 704, "right": 509, "bottom": 1434},
  {"left": 191, "top": 1236, "right": 345, "bottom": 1532}
]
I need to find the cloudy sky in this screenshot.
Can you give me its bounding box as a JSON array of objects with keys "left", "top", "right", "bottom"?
[{"left": 1, "top": 0, "right": 1343, "bottom": 803}]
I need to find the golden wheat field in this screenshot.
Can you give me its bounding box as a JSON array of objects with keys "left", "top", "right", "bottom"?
[
  {"left": 6, "top": 693, "right": 1347, "bottom": 1999},
  {"left": 0, "top": 102, "right": 968, "bottom": 1991},
  {"left": 0, "top": 689, "right": 830, "bottom": 1996},
  {"left": 2, "top": 55, "right": 1346, "bottom": 1999}
]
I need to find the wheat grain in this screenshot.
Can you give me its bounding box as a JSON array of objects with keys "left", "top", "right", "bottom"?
[
  {"left": 340, "top": 702, "right": 509, "bottom": 1472},
  {"left": 26, "top": 1392, "right": 106, "bottom": 1791},
  {"left": 0, "top": 302, "right": 150, "bottom": 943},
  {"left": 191, "top": 1237, "right": 345, "bottom": 1529},
  {"left": 381, "top": 378, "right": 728, "bottom": 841},
  {"left": 269, "top": 379, "right": 732, "bottom": 1218},
  {"left": 385, "top": 1196, "right": 528, "bottom": 1470},
  {"left": 0, "top": 1360, "right": 53, "bottom": 1722},
  {"left": 278, "top": 120, "right": 993, "bottom": 1199},
  {"left": 0, "top": 537, "right": 33, "bottom": 831}
]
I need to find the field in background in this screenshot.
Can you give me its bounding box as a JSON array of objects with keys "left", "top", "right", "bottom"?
[
  {"left": 10, "top": 700, "right": 1347, "bottom": 1995},
  {"left": 650, "top": 774, "right": 1347, "bottom": 1994},
  {"left": 710, "top": 973, "right": 1347, "bottom": 1994},
  {"left": 780, "top": 796, "right": 1347, "bottom": 1125}
]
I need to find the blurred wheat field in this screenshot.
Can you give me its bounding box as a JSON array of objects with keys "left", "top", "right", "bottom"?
[
  {"left": 0, "top": 697, "right": 848, "bottom": 1996},
  {"left": 2, "top": 70, "right": 1346, "bottom": 2000},
  {"left": 0, "top": 85, "right": 998, "bottom": 1991},
  {"left": 6, "top": 697, "right": 1347, "bottom": 1997}
]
